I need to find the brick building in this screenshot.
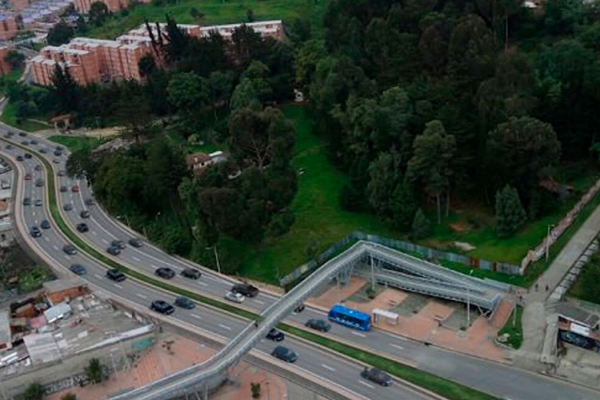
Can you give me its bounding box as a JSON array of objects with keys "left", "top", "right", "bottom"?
[
  {"left": 43, "top": 279, "right": 87, "bottom": 305},
  {"left": 74, "top": 0, "right": 150, "bottom": 13},
  {"left": 30, "top": 20, "right": 284, "bottom": 86},
  {"left": 0, "top": 13, "right": 22, "bottom": 41},
  {"left": 0, "top": 46, "right": 13, "bottom": 76}
]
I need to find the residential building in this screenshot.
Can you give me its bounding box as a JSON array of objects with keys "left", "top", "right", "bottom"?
[
  {"left": 0, "top": 310, "right": 11, "bottom": 352},
  {"left": 0, "top": 46, "right": 12, "bottom": 77},
  {"left": 74, "top": 0, "right": 150, "bottom": 13},
  {"left": 0, "top": 13, "right": 22, "bottom": 40},
  {"left": 43, "top": 278, "right": 87, "bottom": 305},
  {"left": 186, "top": 151, "right": 228, "bottom": 176}
]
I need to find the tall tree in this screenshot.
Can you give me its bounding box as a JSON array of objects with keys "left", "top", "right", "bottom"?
[
  {"left": 412, "top": 208, "right": 432, "bottom": 239},
  {"left": 208, "top": 70, "right": 234, "bottom": 119},
  {"left": 50, "top": 65, "right": 80, "bottom": 113},
  {"left": 88, "top": 1, "right": 110, "bottom": 26},
  {"left": 164, "top": 14, "right": 189, "bottom": 63},
  {"left": 448, "top": 14, "right": 495, "bottom": 81},
  {"left": 85, "top": 358, "right": 105, "bottom": 383},
  {"left": 3, "top": 50, "right": 25, "bottom": 70},
  {"left": 47, "top": 20, "right": 75, "bottom": 45},
  {"left": 495, "top": 185, "right": 527, "bottom": 237}
]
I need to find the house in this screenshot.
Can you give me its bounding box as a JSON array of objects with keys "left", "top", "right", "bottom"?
[
  {"left": 43, "top": 279, "right": 87, "bottom": 305},
  {"left": 43, "top": 302, "right": 72, "bottom": 323},
  {"left": 0, "top": 310, "right": 11, "bottom": 352},
  {"left": 186, "top": 151, "right": 228, "bottom": 176}
]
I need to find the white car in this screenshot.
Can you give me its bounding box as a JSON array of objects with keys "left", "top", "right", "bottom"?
[{"left": 225, "top": 291, "right": 245, "bottom": 303}]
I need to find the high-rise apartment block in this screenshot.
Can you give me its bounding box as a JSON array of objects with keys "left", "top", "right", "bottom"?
[
  {"left": 74, "top": 0, "right": 150, "bottom": 13},
  {"left": 30, "top": 20, "right": 284, "bottom": 87}
]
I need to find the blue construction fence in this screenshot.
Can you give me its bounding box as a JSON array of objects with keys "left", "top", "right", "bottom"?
[{"left": 279, "top": 231, "right": 521, "bottom": 286}]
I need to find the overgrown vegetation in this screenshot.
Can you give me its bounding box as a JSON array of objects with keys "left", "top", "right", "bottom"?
[
  {"left": 568, "top": 253, "right": 600, "bottom": 304},
  {"left": 497, "top": 305, "right": 524, "bottom": 349}
]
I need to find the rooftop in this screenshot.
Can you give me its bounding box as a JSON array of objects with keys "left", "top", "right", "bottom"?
[
  {"left": 556, "top": 302, "right": 600, "bottom": 328},
  {"left": 43, "top": 278, "right": 86, "bottom": 294},
  {"left": 0, "top": 310, "right": 10, "bottom": 345}
]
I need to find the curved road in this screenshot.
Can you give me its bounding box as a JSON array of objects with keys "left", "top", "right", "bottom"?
[{"left": 1, "top": 130, "right": 599, "bottom": 400}]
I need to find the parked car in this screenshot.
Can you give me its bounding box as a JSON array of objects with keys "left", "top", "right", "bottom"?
[
  {"left": 63, "top": 244, "right": 77, "bottom": 255},
  {"left": 35, "top": 199, "right": 42, "bottom": 207},
  {"left": 60, "top": 186, "right": 68, "bottom": 192},
  {"left": 111, "top": 239, "right": 126, "bottom": 249},
  {"left": 52, "top": 159, "right": 60, "bottom": 164},
  {"left": 305, "top": 319, "right": 331, "bottom": 332},
  {"left": 360, "top": 367, "right": 393, "bottom": 387},
  {"left": 18, "top": 132, "right": 26, "bottom": 137},
  {"left": 63, "top": 203, "right": 73, "bottom": 211},
  {"left": 266, "top": 329, "right": 285, "bottom": 342},
  {"left": 271, "top": 346, "right": 298, "bottom": 363},
  {"left": 55, "top": 145, "right": 64, "bottom": 151},
  {"left": 22, "top": 141, "right": 29, "bottom": 146},
  {"left": 128, "top": 238, "right": 143, "bottom": 248},
  {"left": 4, "top": 144, "right": 12, "bottom": 150},
  {"left": 54, "top": 150, "right": 62, "bottom": 157},
  {"left": 69, "top": 264, "right": 87, "bottom": 276},
  {"left": 76, "top": 223, "right": 89, "bottom": 233},
  {"left": 107, "top": 246, "right": 121, "bottom": 256},
  {"left": 40, "top": 220, "right": 51, "bottom": 229},
  {"left": 231, "top": 283, "right": 259, "bottom": 298},
  {"left": 22, "top": 197, "right": 31, "bottom": 206},
  {"left": 174, "top": 296, "right": 195, "bottom": 309},
  {"left": 80, "top": 210, "right": 90, "bottom": 218},
  {"left": 30, "top": 226, "right": 42, "bottom": 238},
  {"left": 155, "top": 267, "right": 175, "bottom": 279},
  {"left": 224, "top": 291, "right": 245, "bottom": 303},
  {"left": 181, "top": 268, "right": 201, "bottom": 280},
  {"left": 106, "top": 269, "right": 126, "bottom": 282},
  {"left": 150, "top": 300, "right": 175, "bottom": 315}
]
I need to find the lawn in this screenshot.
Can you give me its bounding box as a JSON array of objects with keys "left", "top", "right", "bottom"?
[
  {"left": 86, "top": 0, "right": 330, "bottom": 39},
  {"left": 497, "top": 305, "right": 524, "bottom": 349},
  {"left": 567, "top": 253, "right": 600, "bottom": 304},
  {"left": 48, "top": 135, "right": 106, "bottom": 152},
  {"left": 1, "top": 101, "right": 51, "bottom": 132}
]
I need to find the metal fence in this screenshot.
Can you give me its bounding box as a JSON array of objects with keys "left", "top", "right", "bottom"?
[{"left": 280, "top": 231, "right": 522, "bottom": 286}]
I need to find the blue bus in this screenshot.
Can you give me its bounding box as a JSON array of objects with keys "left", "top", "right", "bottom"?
[{"left": 328, "top": 304, "right": 372, "bottom": 331}]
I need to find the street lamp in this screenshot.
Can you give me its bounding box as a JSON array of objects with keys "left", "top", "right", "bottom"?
[
  {"left": 467, "top": 269, "right": 474, "bottom": 328},
  {"left": 545, "top": 224, "right": 555, "bottom": 262},
  {"left": 206, "top": 245, "right": 221, "bottom": 274},
  {"left": 116, "top": 214, "right": 130, "bottom": 227}
]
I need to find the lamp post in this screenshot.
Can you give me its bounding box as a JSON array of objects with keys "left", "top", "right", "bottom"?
[
  {"left": 467, "top": 269, "right": 474, "bottom": 328},
  {"left": 545, "top": 224, "right": 555, "bottom": 262},
  {"left": 116, "top": 214, "right": 130, "bottom": 227},
  {"left": 206, "top": 245, "right": 221, "bottom": 274}
]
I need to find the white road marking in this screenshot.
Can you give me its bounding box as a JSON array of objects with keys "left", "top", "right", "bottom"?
[
  {"left": 64, "top": 256, "right": 70, "bottom": 260},
  {"left": 91, "top": 231, "right": 97, "bottom": 236},
  {"left": 44, "top": 237, "right": 50, "bottom": 242},
  {"left": 34, "top": 219, "right": 38, "bottom": 224},
  {"left": 190, "top": 314, "right": 202, "bottom": 320},
  {"left": 197, "top": 281, "right": 208, "bottom": 287},
  {"left": 218, "top": 324, "right": 232, "bottom": 331},
  {"left": 358, "top": 381, "right": 375, "bottom": 389},
  {"left": 390, "top": 344, "right": 404, "bottom": 351},
  {"left": 321, "top": 364, "right": 336, "bottom": 372},
  {"left": 102, "top": 239, "right": 109, "bottom": 244},
  {"left": 52, "top": 245, "right": 58, "bottom": 251},
  {"left": 351, "top": 331, "right": 367, "bottom": 338},
  {"left": 136, "top": 293, "right": 148, "bottom": 299},
  {"left": 114, "top": 284, "right": 123, "bottom": 289},
  {"left": 151, "top": 265, "right": 159, "bottom": 269},
  {"left": 132, "top": 256, "right": 141, "bottom": 262},
  {"left": 32, "top": 211, "right": 35, "bottom": 217},
  {"left": 94, "top": 274, "right": 102, "bottom": 279},
  {"left": 253, "top": 299, "right": 265, "bottom": 305}
]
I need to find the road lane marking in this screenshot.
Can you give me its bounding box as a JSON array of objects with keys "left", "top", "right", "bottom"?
[
  {"left": 102, "top": 239, "right": 109, "bottom": 244},
  {"left": 44, "top": 237, "right": 50, "bottom": 242},
  {"left": 34, "top": 219, "right": 38, "bottom": 224},
  {"left": 94, "top": 274, "right": 102, "bottom": 279},
  {"left": 91, "top": 231, "right": 97, "bottom": 236},
  {"left": 136, "top": 293, "right": 148, "bottom": 299},
  {"left": 52, "top": 245, "right": 58, "bottom": 250},
  {"left": 253, "top": 299, "right": 265, "bottom": 305},
  {"left": 132, "top": 256, "right": 141, "bottom": 262},
  {"left": 390, "top": 344, "right": 404, "bottom": 351},
  {"left": 151, "top": 265, "right": 159, "bottom": 269},
  {"left": 114, "top": 284, "right": 123, "bottom": 289},
  {"left": 197, "top": 281, "right": 208, "bottom": 287},
  {"left": 321, "top": 364, "right": 336, "bottom": 372},
  {"left": 218, "top": 324, "right": 232, "bottom": 331},
  {"left": 190, "top": 314, "right": 202, "bottom": 320},
  {"left": 358, "top": 381, "right": 374, "bottom": 389},
  {"left": 351, "top": 331, "right": 366, "bottom": 338}
]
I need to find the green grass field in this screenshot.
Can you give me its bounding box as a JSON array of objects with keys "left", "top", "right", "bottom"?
[
  {"left": 497, "top": 305, "right": 523, "bottom": 349},
  {"left": 86, "top": 0, "right": 329, "bottom": 39},
  {"left": 49, "top": 135, "right": 106, "bottom": 152},
  {"left": 1, "top": 101, "right": 50, "bottom": 132}
]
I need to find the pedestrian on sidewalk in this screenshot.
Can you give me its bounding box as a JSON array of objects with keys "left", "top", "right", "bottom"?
[
  {"left": 545, "top": 284, "right": 549, "bottom": 292},
  {"left": 535, "top": 283, "right": 539, "bottom": 292}
]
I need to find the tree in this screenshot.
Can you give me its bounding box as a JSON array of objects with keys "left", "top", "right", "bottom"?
[
  {"left": 367, "top": 151, "right": 401, "bottom": 219},
  {"left": 138, "top": 54, "right": 156, "bottom": 78},
  {"left": 448, "top": 14, "right": 494, "bottom": 80},
  {"left": 390, "top": 182, "right": 418, "bottom": 232},
  {"left": 230, "top": 79, "right": 260, "bottom": 111},
  {"left": 189, "top": 7, "right": 204, "bottom": 22},
  {"left": 50, "top": 65, "right": 80, "bottom": 113},
  {"left": 47, "top": 20, "right": 75, "bottom": 46},
  {"left": 406, "top": 120, "right": 456, "bottom": 223},
  {"left": 167, "top": 72, "right": 209, "bottom": 113},
  {"left": 85, "top": 358, "right": 105, "bottom": 383},
  {"left": 88, "top": 1, "right": 110, "bottom": 26},
  {"left": 164, "top": 14, "right": 189, "bottom": 63},
  {"left": 61, "top": 394, "right": 77, "bottom": 400},
  {"left": 495, "top": 185, "right": 527, "bottom": 237},
  {"left": 231, "top": 24, "right": 265, "bottom": 67},
  {"left": 114, "top": 89, "right": 153, "bottom": 143},
  {"left": 251, "top": 382, "right": 261, "bottom": 399},
  {"left": 3, "top": 50, "right": 25, "bottom": 70},
  {"left": 24, "top": 383, "right": 44, "bottom": 400},
  {"left": 412, "top": 209, "right": 431, "bottom": 239},
  {"left": 246, "top": 9, "right": 255, "bottom": 23},
  {"left": 208, "top": 70, "right": 234, "bottom": 119}
]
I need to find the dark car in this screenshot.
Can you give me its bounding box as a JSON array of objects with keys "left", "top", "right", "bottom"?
[
  {"left": 18, "top": 132, "right": 26, "bottom": 137},
  {"left": 150, "top": 300, "right": 175, "bottom": 315},
  {"left": 40, "top": 220, "right": 51, "bottom": 229},
  {"left": 35, "top": 199, "right": 42, "bottom": 207},
  {"left": 52, "top": 159, "right": 60, "bottom": 164},
  {"left": 63, "top": 203, "right": 73, "bottom": 211},
  {"left": 271, "top": 346, "right": 298, "bottom": 363},
  {"left": 4, "top": 144, "right": 12, "bottom": 150},
  {"left": 128, "top": 238, "right": 143, "bottom": 248},
  {"left": 111, "top": 239, "right": 126, "bottom": 249},
  {"left": 30, "top": 226, "right": 42, "bottom": 238},
  {"left": 35, "top": 178, "right": 44, "bottom": 187},
  {"left": 305, "top": 319, "right": 331, "bottom": 332},
  {"left": 80, "top": 210, "right": 90, "bottom": 218},
  {"left": 53, "top": 150, "right": 62, "bottom": 157},
  {"left": 76, "top": 223, "right": 89, "bottom": 233},
  {"left": 174, "top": 296, "right": 195, "bottom": 309},
  {"left": 55, "top": 145, "right": 64, "bottom": 151},
  {"left": 84, "top": 198, "right": 95, "bottom": 206},
  {"left": 69, "top": 264, "right": 87, "bottom": 276},
  {"left": 266, "top": 328, "right": 285, "bottom": 342},
  {"left": 24, "top": 153, "right": 32, "bottom": 159},
  {"left": 31, "top": 140, "right": 38, "bottom": 145},
  {"left": 361, "top": 367, "right": 393, "bottom": 387},
  {"left": 106, "top": 269, "right": 126, "bottom": 282},
  {"left": 60, "top": 185, "right": 68, "bottom": 192},
  {"left": 22, "top": 141, "right": 30, "bottom": 146},
  {"left": 155, "top": 267, "right": 175, "bottom": 279},
  {"left": 34, "top": 165, "right": 42, "bottom": 171},
  {"left": 63, "top": 244, "right": 77, "bottom": 255},
  {"left": 294, "top": 303, "right": 305, "bottom": 313},
  {"left": 107, "top": 246, "right": 121, "bottom": 256},
  {"left": 231, "top": 283, "right": 259, "bottom": 298},
  {"left": 39, "top": 148, "right": 47, "bottom": 154},
  {"left": 22, "top": 197, "right": 31, "bottom": 206},
  {"left": 181, "top": 268, "right": 201, "bottom": 280},
  {"left": 58, "top": 170, "right": 65, "bottom": 176},
  {"left": 16, "top": 155, "right": 24, "bottom": 162}
]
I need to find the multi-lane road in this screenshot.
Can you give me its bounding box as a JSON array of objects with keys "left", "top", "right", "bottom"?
[{"left": 1, "top": 130, "right": 599, "bottom": 400}]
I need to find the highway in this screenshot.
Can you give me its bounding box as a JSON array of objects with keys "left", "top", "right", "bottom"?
[{"left": 1, "top": 131, "right": 599, "bottom": 400}]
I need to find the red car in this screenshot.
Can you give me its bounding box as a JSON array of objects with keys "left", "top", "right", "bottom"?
[
  {"left": 24, "top": 173, "right": 32, "bottom": 180},
  {"left": 71, "top": 185, "right": 79, "bottom": 193}
]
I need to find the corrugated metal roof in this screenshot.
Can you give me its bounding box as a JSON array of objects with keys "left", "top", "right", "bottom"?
[
  {"left": 0, "top": 310, "right": 10, "bottom": 345},
  {"left": 43, "top": 302, "right": 71, "bottom": 323},
  {"left": 23, "top": 333, "right": 61, "bottom": 364}
]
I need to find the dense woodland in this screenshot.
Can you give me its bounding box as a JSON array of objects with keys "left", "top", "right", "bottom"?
[{"left": 7, "top": 0, "right": 600, "bottom": 274}]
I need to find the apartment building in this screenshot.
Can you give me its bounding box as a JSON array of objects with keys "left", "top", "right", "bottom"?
[
  {"left": 0, "top": 46, "right": 13, "bottom": 76},
  {"left": 30, "top": 20, "right": 284, "bottom": 86},
  {"left": 74, "top": 0, "right": 150, "bottom": 13},
  {"left": 0, "top": 13, "right": 22, "bottom": 40}
]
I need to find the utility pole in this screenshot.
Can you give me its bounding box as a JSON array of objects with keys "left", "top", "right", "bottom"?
[
  {"left": 213, "top": 246, "right": 221, "bottom": 274},
  {"left": 545, "top": 224, "right": 555, "bottom": 262}
]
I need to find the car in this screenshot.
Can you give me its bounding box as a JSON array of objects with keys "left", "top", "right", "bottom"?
[
  {"left": 40, "top": 220, "right": 51, "bottom": 229},
  {"left": 106, "top": 269, "right": 126, "bottom": 282},
  {"left": 35, "top": 178, "right": 44, "bottom": 187},
  {"left": 16, "top": 155, "right": 24, "bottom": 162},
  {"left": 55, "top": 145, "right": 64, "bottom": 151},
  {"left": 35, "top": 199, "right": 42, "bottom": 207},
  {"left": 174, "top": 296, "right": 195, "bottom": 309},
  {"left": 231, "top": 283, "right": 259, "bottom": 298},
  {"left": 24, "top": 173, "right": 32, "bottom": 180},
  {"left": 58, "top": 170, "right": 65, "bottom": 176},
  {"left": 63, "top": 244, "right": 77, "bottom": 255},
  {"left": 22, "top": 141, "right": 29, "bottom": 146},
  {"left": 30, "top": 226, "right": 42, "bottom": 238},
  {"left": 150, "top": 300, "right": 175, "bottom": 315},
  {"left": 3, "top": 132, "right": 10, "bottom": 138},
  {"left": 128, "top": 238, "right": 143, "bottom": 248},
  {"left": 18, "top": 132, "right": 26, "bottom": 137},
  {"left": 224, "top": 291, "right": 245, "bottom": 303},
  {"left": 80, "top": 210, "right": 90, "bottom": 218},
  {"left": 69, "top": 264, "right": 87, "bottom": 276},
  {"left": 294, "top": 303, "right": 305, "bottom": 313},
  {"left": 76, "top": 223, "right": 89, "bottom": 233},
  {"left": 34, "top": 165, "right": 42, "bottom": 171},
  {"left": 4, "top": 144, "right": 12, "bottom": 150},
  {"left": 39, "top": 148, "right": 47, "bottom": 154},
  {"left": 53, "top": 150, "right": 62, "bottom": 157},
  {"left": 360, "top": 367, "right": 393, "bottom": 387},
  {"left": 111, "top": 239, "right": 126, "bottom": 249},
  {"left": 181, "top": 268, "right": 201, "bottom": 280},
  {"left": 271, "top": 346, "right": 298, "bottom": 363},
  {"left": 52, "top": 159, "right": 60, "bottom": 164},
  {"left": 155, "top": 267, "right": 175, "bottom": 279},
  {"left": 84, "top": 198, "right": 95, "bottom": 206},
  {"left": 22, "top": 197, "right": 31, "bottom": 206},
  {"left": 31, "top": 140, "right": 38, "bottom": 145},
  {"left": 24, "top": 153, "right": 32, "bottom": 159},
  {"left": 6, "top": 131, "right": 14, "bottom": 137},
  {"left": 63, "top": 203, "right": 73, "bottom": 211},
  {"left": 305, "top": 319, "right": 331, "bottom": 332},
  {"left": 71, "top": 185, "right": 79, "bottom": 193},
  {"left": 266, "top": 328, "right": 285, "bottom": 342},
  {"left": 60, "top": 185, "right": 67, "bottom": 192},
  {"left": 107, "top": 246, "right": 121, "bottom": 256}
]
